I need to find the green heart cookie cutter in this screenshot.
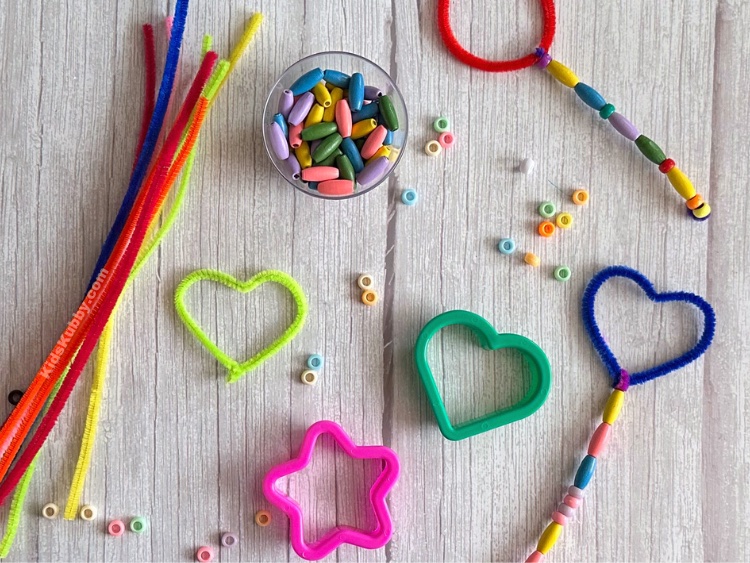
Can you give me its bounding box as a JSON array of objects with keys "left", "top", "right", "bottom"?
[
  {"left": 414, "top": 310, "right": 552, "bottom": 441},
  {"left": 174, "top": 269, "right": 308, "bottom": 383}
]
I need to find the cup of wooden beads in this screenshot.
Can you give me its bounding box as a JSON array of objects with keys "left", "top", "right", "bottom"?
[{"left": 263, "top": 52, "right": 408, "bottom": 200}]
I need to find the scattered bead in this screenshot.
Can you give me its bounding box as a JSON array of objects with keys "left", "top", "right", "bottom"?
[
  {"left": 526, "top": 550, "right": 545, "bottom": 563},
  {"left": 221, "top": 532, "right": 238, "bottom": 547},
  {"left": 7, "top": 389, "right": 22, "bottom": 406},
  {"left": 361, "top": 289, "right": 379, "bottom": 306},
  {"left": 255, "top": 510, "right": 271, "bottom": 527},
  {"left": 563, "top": 494, "right": 581, "bottom": 509},
  {"left": 567, "top": 485, "right": 584, "bottom": 499},
  {"left": 573, "top": 455, "right": 597, "bottom": 489},
  {"left": 555, "top": 213, "right": 573, "bottom": 229},
  {"left": 196, "top": 545, "right": 215, "bottom": 562},
  {"left": 686, "top": 194, "right": 704, "bottom": 210},
  {"left": 553, "top": 266, "right": 571, "bottom": 282},
  {"left": 537, "top": 522, "right": 563, "bottom": 554},
  {"left": 301, "top": 369, "right": 318, "bottom": 386},
  {"left": 401, "top": 188, "right": 418, "bottom": 205},
  {"left": 107, "top": 520, "right": 125, "bottom": 537},
  {"left": 357, "top": 274, "right": 375, "bottom": 290},
  {"left": 524, "top": 252, "right": 541, "bottom": 267},
  {"left": 538, "top": 221, "right": 555, "bottom": 237},
  {"left": 587, "top": 422, "right": 612, "bottom": 457},
  {"left": 79, "top": 504, "right": 97, "bottom": 521},
  {"left": 42, "top": 503, "right": 59, "bottom": 519},
  {"left": 433, "top": 116, "right": 450, "bottom": 133},
  {"left": 538, "top": 201, "right": 556, "bottom": 218},
  {"left": 659, "top": 158, "right": 676, "bottom": 174},
  {"left": 438, "top": 132, "right": 455, "bottom": 148},
  {"left": 306, "top": 354, "right": 324, "bottom": 370},
  {"left": 572, "top": 189, "right": 589, "bottom": 205},
  {"left": 519, "top": 157, "right": 535, "bottom": 174},
  {"left": 599, "top": 103, "right": 615, "bottom": 119},
  {"left": 425, "top": 140, "right": 442, "bottom": 156},
  {"left": 551, "top": 511, "right": 568, "bottom": 526},
  {"left": 497, "top": 238, "right": 516, "bottom": 255},
  {"left": 130, "top": 516, "right": 148, "bottom": 534}
]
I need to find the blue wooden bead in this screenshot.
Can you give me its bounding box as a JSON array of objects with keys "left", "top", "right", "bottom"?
[
  {"left": 348, "top": 72, "right": 365, "bottom": 112},
  {"left": 574, "top": 83, "right": 606, "bottom": 111},
  {"left": 574, "top": 454, "right": 597, "bottom": 489},
  {"left": 351, "top": 102, "right": 379, "bottom": 123},
  {"left": 323, "top": 69, "right": 350, "bottom": 89},
  {"left": 273, "top": 113, "right": 288, "bottom": 138},
  {"left": 340, "top": 137, "right": 364, "bottom": 173},
  {"left": 384, "top": 129, "right": 394, "bottom": 146},
  {"left": 290, "top": 68, "right": 324, "bottom": 96}
]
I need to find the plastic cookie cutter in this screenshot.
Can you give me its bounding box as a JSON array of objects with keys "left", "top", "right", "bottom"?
[
  {"left": 414, "top": 310, "right": 552, "bottom": 441},
  {"left": 262, "top": 420, "right": 400, "bottom": 560}
]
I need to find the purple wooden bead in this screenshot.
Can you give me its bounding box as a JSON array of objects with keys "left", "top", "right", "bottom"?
[
  {"left": 364, "top": 85, "right": 383, "bottom": 99},
  {"left": 356, "top": 156, "right": 390, "bottom": 186},
  {"left": 288, "top": 92, "right": 315, "bottom": 126},
  {"left": 557, "top": 503, "right": 575, "bottom": 518},
  {"left": 568, "top": 485, "right": 584, "bottom": 499},
  {"left": 267, "top": 122, "right": 289, "bottom": 160},
  {"left": 278, "top": 89, "right": 294, "bottom": 119},
  {"left": 608, "top": 112, "right": 639, "bottom": 141},
  {"left": 535, "top": 53, "right": 552, "bottom": 69},
  {"left": 309, "top": 140, "right": 321, "bottom": 155},
  {"left": 284, "top": 153, "right": 301, "bottom": 180}
]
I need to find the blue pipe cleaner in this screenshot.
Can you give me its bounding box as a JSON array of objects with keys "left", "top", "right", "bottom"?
[
  {"left": 581, "top": 265, "right": 716, "bottom": 387},
  {"left": 86, "top": 0, "right": 190, "bottom": 291}
]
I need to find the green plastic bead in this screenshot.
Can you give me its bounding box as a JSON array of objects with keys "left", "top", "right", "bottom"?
[
  {"left": 312, "top": 133, "right": 343, "bottom": 163},
  {"left": 554, "top": 266, "right": 571, "bottom": 282},
  {"left": 378, "top": 95, "right": 399, "bottom": 131},
  {"left": 433, "top": 116, "right": 450, "bottom": 133},
  {"left": 336, "top": 154, "right": 355, "bottom": 181},
  {"left": 634, "top": 135, "right": 667, "bottom": 164},
  {"left": 599, "top": 103, "right": 615, "bottom": 119},
  {"left": 538, "top": 201, "right": 556, "bottom": 218},
  {"left": 301, "top": 122, "right": 338, "bottom": 142},
  {"left": 130, "top": 517, "right": 149, "bottom": 534}
]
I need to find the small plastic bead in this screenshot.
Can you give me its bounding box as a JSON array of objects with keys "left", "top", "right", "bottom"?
[
  {"left": 555, "top": 213, "right": 573, "bottom": 229},
  {"left": 221, "top": 532, "right": 239, "bottom": 547},
  {"left": 7, "top": 389, "right": 22, "bottom": 406},
  {"left": 498, "top": 238, "right": 516, "bottom": 255},
  {"left": 306, "top": 354, "right": 324, "bottom": 370},
  {"left": 599, "top": 103, "right": 615, "bottom": 119},
  {"left": 608, "top": 112, "right": 639, "bottom": 141},
  {"left": 556, "top": 503, "right": 574, "bottom": 518},
  {"left": 574, "top": 83, "right": 606, "bottom": 111},
  {"left": 659, "top": 158, "right": 676, "bottom": 173},
  {"left": 568, "top": 485, "right": 584, "bottom": 499},
  {"left": 563, "top": 494, "right": 581, "bottom": 509},
  {"left": 635, "top": 135, "right": 667, "bottom": 165},
  {"left": 588, "top": 422, "right": 612, "bottom": 457},
  {"left": 686, "top": 194, "right": 704, "bottom": 210},
  {"left": 546, "top": 60, "right": 579, "bottom": 88},
  {"left": 438, "top": 132, "right": 455, "bottom": 149},
  {"left": 196, "top": 545, "right": 214, "bottom": 562},
  {"left": 692, "top": 202, "right": 711, "bottom": 219},
  {"left": 538, "top": 201, "right": 556, "bottom": 218},
  {"left": 536, "top": 522, "right": 563, "bottom": 554},
  {"left": 551, "top": 511, "right": 568, "bottom": 526},
  {"left": 425, "top": 140, "right": 442, "bottom": 156},
  {"left": 433, "top": 116, "right": 450, "bottom": 133},
  {"left": 572, "top": 189, "right": 589, "bottom": 205},
  {"left": 357, "top": 274, "right": 375, "bottom": 290},
  {"left": 538, "top": 221, "right": 555, "bottom": 237},
  {"left": 666, "top": 166, "right": 698, "bottom": 200},
  {"left": 526, "top": 550, "right": 545, "bottom": 563},
  {"left": 130, "top": 516, "right": 148, "bottom": 534},
  {"left": 402, "top": 188, "right": 418, "bottom": 205},
  {"left": 255, "top": 510, "right": 272, "bottom": 527},
  {"left": 603, "top": 389, "right": 625, "bottom": 424},
  {"left": 42, "top": 503, "right": 59, "bottom": 519},
  {"left": 301, "top": 369, "right": 318, "bottom": 386},
  {"left": 361, "top": 289, "right": 379, "bottom": 306},
  {"left": 519, "top": 158, "right": 535, "bottom": 174},
  {"left": 79, "top": 504, "right": 97, "bottom": 521},
  {"left": 535, "top": 52, "right": 552, "bottom": 69},
  {"left": 573, "top": 455, "right": 597, "bottom": 489},
  {"left": 107, "top": 520, "right": 125, "bottom": 537},
  {"left": 524, "top": 252, "right": 541, "bottom": 267},
  {"left": 553, "top": 266, "right": 571, "bottom": 282}
]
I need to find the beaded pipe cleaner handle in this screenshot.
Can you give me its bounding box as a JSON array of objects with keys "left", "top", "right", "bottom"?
[{"left": 437, "top": 0, "right": 711, "bottom": 221}]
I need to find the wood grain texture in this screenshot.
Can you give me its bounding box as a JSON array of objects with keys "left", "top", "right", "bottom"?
[{"left": 0, "top": 0, "right": 746, "bottom": 561}]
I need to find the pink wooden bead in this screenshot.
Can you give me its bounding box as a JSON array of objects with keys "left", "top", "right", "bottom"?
[
  {"left": 564, "top": 494, "right": 581, "bottom": 509},
  {"left": 567, "top": 485, "right": 584, "bottom": 499},
  {"left": 317, "top": 179, "right": 354, "bottom": 196},
  {"left": 360, "top": 125, "right": 388, "bottom": 159},
  {"left": 557, "top": 503, "right": 574, "bottom": 518},
  {"left": 587, "top": 422, "right": 612, "bottom": 457},
  {"left": 551, "top": 511, "right": 568, "bottom": 526},
  {"left": 289, "top": 122, "right": 303, "bottom": 149},
  {"left": 335, "top": 99, "right": 352, "bottom": 137},
  {"left": 526, "top": 550, "right": 544, "bottom": 562},
  {"left": 301, "top": 166, "right": 339, "bottom": 182}
]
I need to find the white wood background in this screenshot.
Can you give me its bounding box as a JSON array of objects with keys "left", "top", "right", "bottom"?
[{"left": 0, "top": 0, "right": 748, "bottom": 561}]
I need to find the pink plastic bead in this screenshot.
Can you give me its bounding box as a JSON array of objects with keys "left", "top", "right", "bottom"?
[
  {"left": 107, "top": 520, "right": 125, "bottom": 537},
  {"left": 564, "top": 494, "right": 581, "bottom": 509},
  {"left": 567, "top": 485, "right": 584, "bottom": 499},
  {"left": 196, "top": 546, "right": 214, "bottom": 562},
  {"left": 557, "top": 503, "right": 574, "bottom": 518},
  {"left": 587, "top": 422, "right": 612, "bottom": 457},
  {"left": 438, "top": 131, "right": 455, "bottom": 148},
  {"left": 551, "top": 511, "right": 568, "bottom": 525},
  {"left": 526, "top": 550, "right": 545, "bottom": 562}
]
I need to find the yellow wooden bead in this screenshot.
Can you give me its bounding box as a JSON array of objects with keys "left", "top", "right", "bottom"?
[
  {"left": 312, "top": 82, "right": 332, "bottom": 108},
  {"left": 351, "top": 118, "right": 377, "bottom": 140},
  {"left": 366, "top": 145, "right": 391, "bottom": 164},
  {"left": 665, "top": 166, "right": 697, "bottom": 200},
  {"left": 547, "top": 60, "right": 579, "bottom": 88},
  {"left": 295, "top": 141, "right": 312, "bottom": 169},
  {"left": 323, "top": 87, "right": 344, "bottom": 122},
  {"left": 304, "top": 103, "right": 325, "bottom": 128},
  {"left": 387, "top": 146, "right": 400, "bottom": 162},
  {"left": 603, "top": 389, "right": 625, "bottom": 424},
  {"left": 692, "top": 202, "right": 711, "bottom": 219},
  {"left": 537, "top": 522, "right": 563, "bottom": 554}
]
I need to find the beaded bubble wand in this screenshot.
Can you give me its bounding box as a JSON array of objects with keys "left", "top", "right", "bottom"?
[{"left": 437, "top": 0, "right": 711, "bottom": 220}]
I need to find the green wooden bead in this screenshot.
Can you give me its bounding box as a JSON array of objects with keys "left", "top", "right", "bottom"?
[
  {"left": 635, "top": 135, "right": 667, "bottom": 164},
  {"left": 312, "top": 133, "right": 343, "bottom": 163},
  {"left": 378, "top": 95, "right": 399, "bottom": 131},
  {"left": 336, "top": 154, "right": 356, "bottom": 181},
  {"left": 317, "top": 148, "right": 343, "bottom": 167},
  {"left": 301, "top": 122, "right": 338, "bottom": 141}
]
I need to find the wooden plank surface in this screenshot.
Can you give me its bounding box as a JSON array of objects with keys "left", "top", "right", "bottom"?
[{"left": 0, "top": 0, "right": 747, "bottom": 561}]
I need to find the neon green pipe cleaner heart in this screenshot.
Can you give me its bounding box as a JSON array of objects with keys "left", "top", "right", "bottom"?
[{"left": 174, "top": 269, "right": 308, "bottom": 383}]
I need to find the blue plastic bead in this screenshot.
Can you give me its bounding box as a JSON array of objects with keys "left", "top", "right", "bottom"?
[
  {"left": 273, "top": 113, "right": 288, "bottom": 138},
  {"left": 384, "top": 129, "right": 394, "bottom": 146},
  {"left": 340, "top": 137, "right": 364, "bottom": 173},
  {"left": 574, "top": 83, "right": 606, "bottom": 111},
  {"left": 497, "top": 238, "right": 516, "bottom": 255},
  {"left": 290, "top": 68, "right": 324, "bottom": 96},
  {"left": 348, "top": 72, "right": 365, "bottom": 112},
  {"left": 573, "top": 454, "right": 597, "bottom": 489},
  {"left": 401, "top": 189, "right": 418, "bottom": 205},
  {"left": 351, "top": 102, "right": 379, "bottom": 123},
  {"left": 323, "top": 69, "right": 350, "bottom": 89},
  {"left": 306, "top": 354, "right": 324, "bottom": 370}
]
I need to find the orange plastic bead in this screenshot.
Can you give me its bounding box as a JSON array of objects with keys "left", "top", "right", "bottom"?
[
  {"left": 686, "top": 194, "right": 704, "bottom": 210},
  {"left": 361, "top": 289, "right": 379, "bottom": 306},
  {"left": 538, "top": 221, "right": 555, "bottom": 237},
  {"left": 572, "top": 189, "right": 589, "bottom": 205},
  {"left": 524, "top": 252, "right": 541, "bottom": 267},
  {"left": 255, "top": 510, "right": 271, "bottom": 527}
]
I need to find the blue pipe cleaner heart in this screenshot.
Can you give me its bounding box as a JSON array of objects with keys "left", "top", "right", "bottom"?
[{"left": 581, "top": 265, "right": 716, "bottom": 387}]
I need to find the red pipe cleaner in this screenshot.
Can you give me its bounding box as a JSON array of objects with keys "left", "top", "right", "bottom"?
[{"left": 134, "top": 24, "right": 157, "bottom": 162}]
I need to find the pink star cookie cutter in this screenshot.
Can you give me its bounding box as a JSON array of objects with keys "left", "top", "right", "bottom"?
[{"left": 262, "top": 420, "right": 400, "bottom": 560}]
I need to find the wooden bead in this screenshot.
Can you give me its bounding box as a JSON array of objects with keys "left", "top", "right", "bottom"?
[
  {"left": 573, "top": 455, "right": 597, "bottom": 489},
  {"left": 536, "top": 522, "right": 563, "bottom": 554},
  {"left": 574, "top": 83, "right": 606, "bottom": 111},
  {"left": 546, "top": 60, "right": 579, "bottom": 88},
  {"left": 587, "top": 422, "right": 612, "bottom": 457},
  {"left": 666, "top": 166, "right": 698, "bottom": 200},
  {"left": 526, "top": 551, "right": 544, "bottom": 563},
  {"left": 634, "top": 135, "right": 667, "bottom": 164},
  {"left": 603, "top": 389, "right": 625, "bottom": 424}
]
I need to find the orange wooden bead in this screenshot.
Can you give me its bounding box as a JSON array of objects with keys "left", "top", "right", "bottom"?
[{"left": 538, "top": 221, "right": 555, "bottom": 237}]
